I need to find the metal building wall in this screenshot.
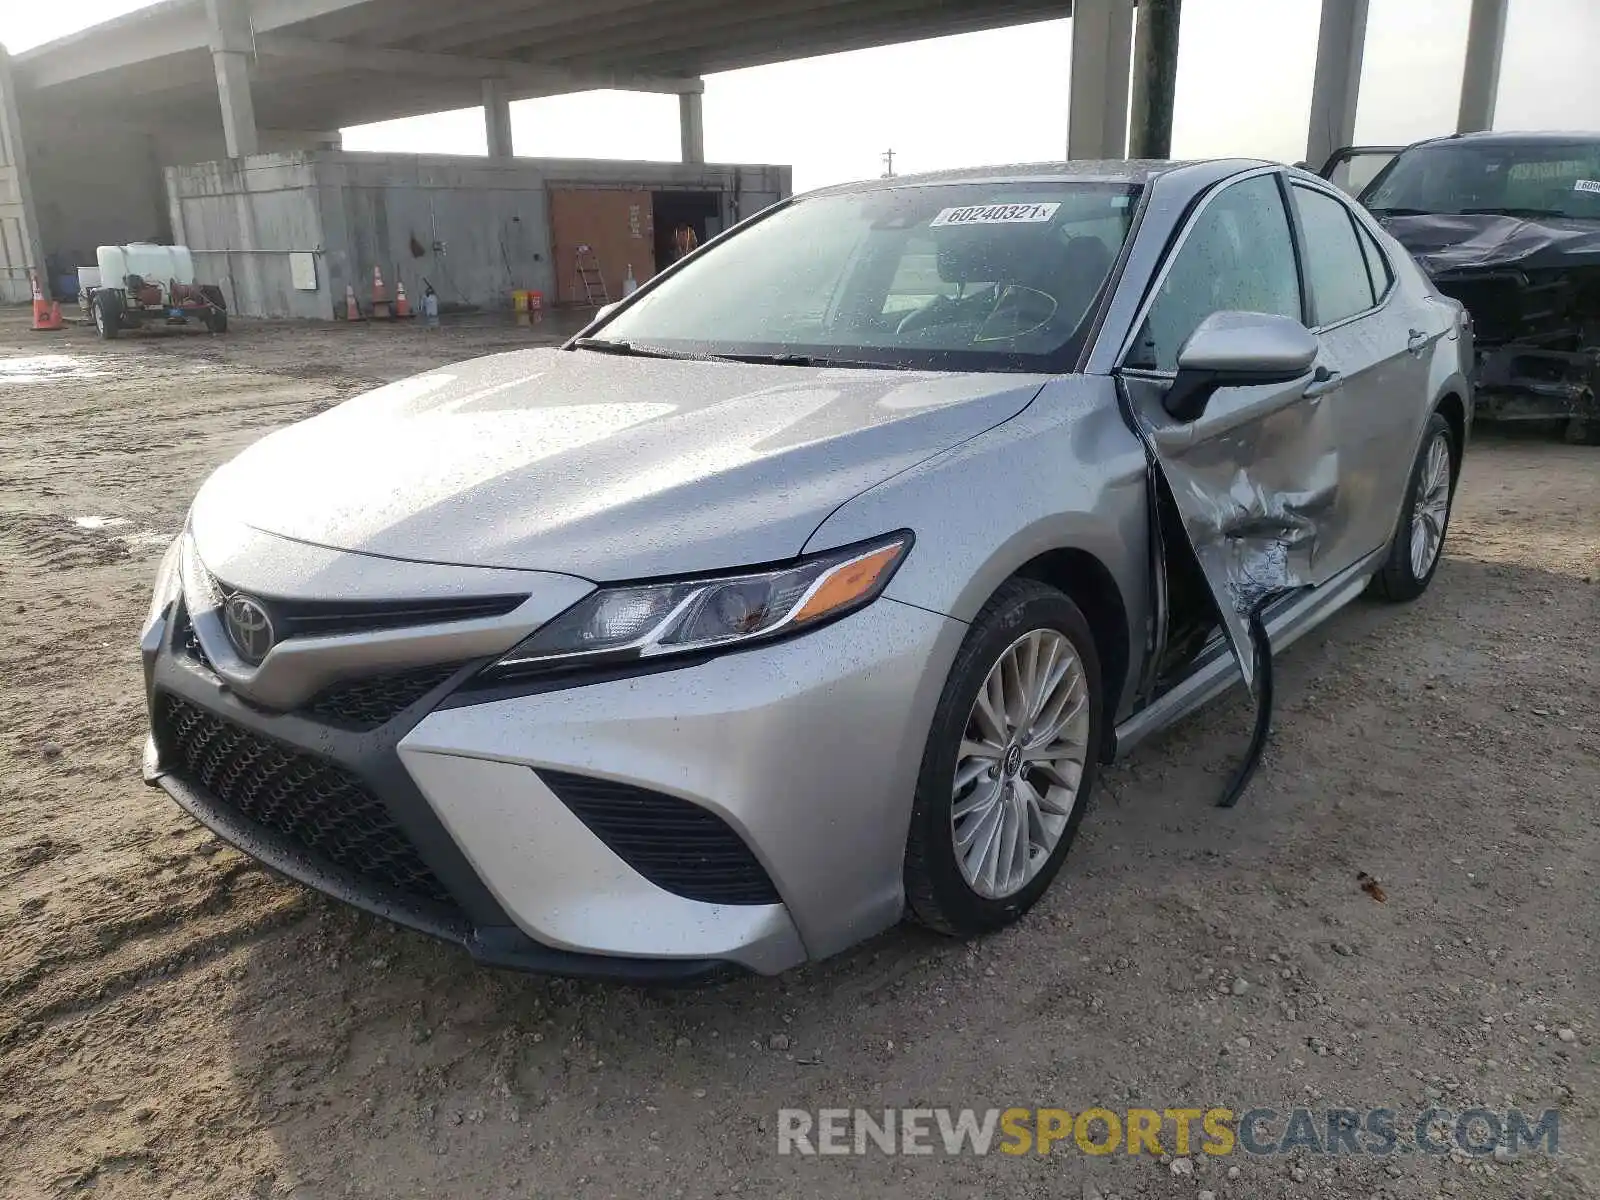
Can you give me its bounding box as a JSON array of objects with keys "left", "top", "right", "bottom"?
[{"left": 162, "top": 150, "right": 791, "bottom": 319}]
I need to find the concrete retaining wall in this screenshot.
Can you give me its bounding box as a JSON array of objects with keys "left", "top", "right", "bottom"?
[{"left": 0, "top": 49, "right": 46, "bottom": 304}]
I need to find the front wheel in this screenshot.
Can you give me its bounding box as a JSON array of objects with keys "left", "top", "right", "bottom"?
[
  {"left": 1371, "top": 411, "right": 1457, "bottom": 602},
  {"left": 904, "top": 578, "right": 1103, "bottom": 936}
]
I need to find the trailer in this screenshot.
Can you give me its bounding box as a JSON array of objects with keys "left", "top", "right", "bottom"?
[{"left": 79, "top": 243, "right": 228, "bottom": 339}]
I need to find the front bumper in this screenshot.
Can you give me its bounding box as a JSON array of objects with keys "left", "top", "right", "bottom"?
[
  {"left": 143, "top": 589, "right": 964, "bottom": 977},
  {"left": 1474, "top": 343, "right": 1600, "bottom": 424}
]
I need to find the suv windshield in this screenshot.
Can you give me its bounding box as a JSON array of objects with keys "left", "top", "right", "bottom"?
[
  {"left": 592, "top": 182, "right": 1141, "bottom": 372},
  {"left": 1361, "top": 139, "right": 1600, "bottom": 220}
]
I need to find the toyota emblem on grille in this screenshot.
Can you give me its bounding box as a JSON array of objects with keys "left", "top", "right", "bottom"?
[{"left": 224, "top": 594, "right": 275, "bottom": 664}]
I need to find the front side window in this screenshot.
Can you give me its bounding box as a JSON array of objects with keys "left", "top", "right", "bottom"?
[
  {"left": 1292, "top": 184, "right": 1378, "bottom": 326},
  {"left": 1126, "top": 174, "right": 1302, "bottom": 372},
  {"left": 1361, "top": 140, "right": 1600, "bottom": 220},
  {"left": 597, "top": 182, "right": 1141, "bottom": 372}
]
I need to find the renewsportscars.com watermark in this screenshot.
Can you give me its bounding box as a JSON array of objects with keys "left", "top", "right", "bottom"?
[{"left": 776, "top": 1106, "right": 1560, "bottom": 1158}]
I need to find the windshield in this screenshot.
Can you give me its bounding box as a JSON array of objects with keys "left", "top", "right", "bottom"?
[
  {"left": 593, "top": 182, "right": 1141, "bottom": 371},
  {"left": 1361, "top": 140, "right": 1600, "bottom": 220}
]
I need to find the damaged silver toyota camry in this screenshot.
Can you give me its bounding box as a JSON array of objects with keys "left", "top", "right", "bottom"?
[{"left": 140, "top": 160, "right": 1472, "bottom": 980}]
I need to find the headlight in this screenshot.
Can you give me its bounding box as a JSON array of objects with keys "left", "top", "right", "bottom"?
[
  {"left": 486, "top": 532, "right": 912, "bottom": 677},
  {"left": 141, "top": 534, "right": 185, "bottom": 639}
]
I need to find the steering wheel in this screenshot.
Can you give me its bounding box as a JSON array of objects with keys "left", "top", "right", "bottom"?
[{"left": 974, "top": 285, "right": 1059, "bottom": 343}]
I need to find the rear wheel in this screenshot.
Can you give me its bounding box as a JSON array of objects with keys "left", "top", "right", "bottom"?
[
  {"left": 904, "top": 578, "right": 1103, "bottom": 936},
  {"left": 1371, "top": 411, "right": 1456, "bottom": 602},
  {"left": 92, "top": 290, "right": 122, "bottom": 340}
]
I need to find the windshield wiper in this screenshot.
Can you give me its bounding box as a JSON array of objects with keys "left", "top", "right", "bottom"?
[
  {"left": 1460, "top": 206, "right": 1575, "bottom": 220},
  {"left": 570, "top": 337, "right": 714, "bottom": 361},
  {"left": 1366, "top": 207, "right": 1436, "bottom": 217},
  {"left": 718, "top": 352, "right": 904, "bottom": 370}
]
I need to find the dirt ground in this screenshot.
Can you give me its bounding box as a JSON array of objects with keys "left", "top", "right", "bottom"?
[{"left": 1, "top": 308, "right": 1597, "bottom": 1200}]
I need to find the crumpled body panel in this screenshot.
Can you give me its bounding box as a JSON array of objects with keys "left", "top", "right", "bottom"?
[{"left": 1131, "top": 377, "right": 1340, "bottom": 692}]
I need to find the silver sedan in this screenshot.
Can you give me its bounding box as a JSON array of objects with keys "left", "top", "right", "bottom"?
[{"left": 140, "top": 159, "right": 1471, "bottom": 979}]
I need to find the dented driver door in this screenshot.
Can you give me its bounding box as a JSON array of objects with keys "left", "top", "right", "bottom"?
[{"left": 1118, "top": 171, "right": 1342, "bottom": 689}]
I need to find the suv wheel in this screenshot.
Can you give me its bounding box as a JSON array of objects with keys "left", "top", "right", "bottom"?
[{"left": 904, "top": 578, "right": 1103, "bottom": 936}]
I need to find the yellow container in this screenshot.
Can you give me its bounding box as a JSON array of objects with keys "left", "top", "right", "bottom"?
[{"left": 512, "top": 289, "right": 530, "bottom": 311}]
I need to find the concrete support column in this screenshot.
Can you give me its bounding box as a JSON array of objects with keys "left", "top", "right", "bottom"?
[
  {"left": 679, "top": 91, "right": 705, "bottom": 165},
  {"left": 1068, "top": 0, "right": 1135, "bottom": 160},
  {"left": 205, "top": 0, "right": 259, "bottom": 158},
  {"left": 1129, "top": 0, "right": 1182, "bottom": 159},
  {"left": 1457, "top": 0, "right": 1509, "bottom": 133},
  {"left": 1305, "top": 0, "right": 1369, "bottom": 170},
  {"left": 483, "top": 78, "right": 514, "bottom": 159}
]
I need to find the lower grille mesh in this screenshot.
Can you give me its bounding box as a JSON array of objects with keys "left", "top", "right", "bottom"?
[
  {"left": 539, "top": 769, "right": 781, "bottom": 906},
  {"left": 157, "top": 694, "right": 455, "bottom": 909}
]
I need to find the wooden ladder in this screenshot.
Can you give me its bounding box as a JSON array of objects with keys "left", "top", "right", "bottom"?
[{"left": 573, "top": 244, "right": 610, "bottom": 306}]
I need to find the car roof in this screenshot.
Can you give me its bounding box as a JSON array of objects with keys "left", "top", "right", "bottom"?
[{"left": 803, "top": 158, "right": 1272, "bottom": 198}]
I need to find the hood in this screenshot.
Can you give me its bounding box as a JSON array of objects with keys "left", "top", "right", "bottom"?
[
  {"left": 196, "top": 347, "right": 1048, "bottom": 579},
  {"left": 1380, "top": 212, "right": 1600, "bottom": 276}
]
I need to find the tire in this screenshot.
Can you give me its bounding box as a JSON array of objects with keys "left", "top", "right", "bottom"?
[
  {"left": 200, "top": 286, "right": 228, "bottom": 334},
  {"left": 1564, "top": 416, "right": 1600, "bottom": 446},
  {"left": 1370, "top": 411, "right": 1456, "bottom": 602},
  {"left": 92, "top": 290, "right": 122, "bottom": 340},
  {"left": 904, "top": 577, "right": 1104, "bottom": 937}
]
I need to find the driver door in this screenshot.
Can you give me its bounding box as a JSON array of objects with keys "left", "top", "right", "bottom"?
[{"left": 1118, "top": 170, "right": 1343, "bottom": 687}]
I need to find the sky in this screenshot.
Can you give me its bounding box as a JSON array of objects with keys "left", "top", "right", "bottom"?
[{"left": 5, "top": 0, "right": 1600, "bottom": 192}]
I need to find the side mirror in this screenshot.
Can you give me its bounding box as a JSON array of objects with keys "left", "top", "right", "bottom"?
[{"left": 1164, "top": 311, "right": 1318, "bottom": 421}]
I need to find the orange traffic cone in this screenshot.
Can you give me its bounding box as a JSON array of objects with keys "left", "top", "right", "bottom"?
[
  {"left": 344, "top": 285, "right": 361, "bottom": 321},
  {"left": 371, "top": 266, "right": 391, "bottom": 319},
  {"left": 29, "top": 273, "right": 63, "bottom": 332},
  {"left": 394, "top": 281, "right": 411, "bottom": 318}
]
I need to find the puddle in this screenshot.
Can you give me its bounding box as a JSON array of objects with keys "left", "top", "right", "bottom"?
[{"left": 0, "top": 355, "right": 110, "bottom": 383}]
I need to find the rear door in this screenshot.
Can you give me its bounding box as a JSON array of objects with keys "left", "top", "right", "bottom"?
[
  {"left": 1286, "top": 180, "right": 1427, "bottom": 565},
  {"left": 1118, "top": 169, "right": 1341, "bottom": 686}
]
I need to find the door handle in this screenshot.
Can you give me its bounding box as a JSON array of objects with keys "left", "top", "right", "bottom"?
[
  {"left": 1407, "top": 328, "right": 1430, "bottom": 356},
  {"left": 1303, "top": 368, "right": 1344, "bottom": 400}
]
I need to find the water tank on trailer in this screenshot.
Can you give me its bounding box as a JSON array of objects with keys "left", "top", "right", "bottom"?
[{"left": 96, "top": 243, "right": 196, "bottom": 288}]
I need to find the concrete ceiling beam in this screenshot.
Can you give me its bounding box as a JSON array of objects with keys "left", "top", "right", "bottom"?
[
  {"left": 639, "top": 4, "right": 1064, "bottom": 76},
  {"left": 390, "top": 0, "right": 679, "bottom": 56},
  {"left": 251, "top": 34, "right": 702, "bottom": 95},
  {"left": 535, "top": 0, "right": 1063, "bottom": 75},
  {"left": 16, "top": 6, "right": 208, "bottom": 89}
]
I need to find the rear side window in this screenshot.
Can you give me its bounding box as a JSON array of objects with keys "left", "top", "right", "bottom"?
[
  {"left": 1353, "top": 218, "right": 1393, "bottom": 298},
  {"left": 1291, "top": 185, "right": 1378, "bottom": 325},
  {"left": 1126, "top": 174, "right": 1302, "bottom": 372}
]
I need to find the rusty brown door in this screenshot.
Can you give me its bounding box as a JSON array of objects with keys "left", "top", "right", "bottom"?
[{"left": 548, "top": 188, "right": 655, "bottom": 304}]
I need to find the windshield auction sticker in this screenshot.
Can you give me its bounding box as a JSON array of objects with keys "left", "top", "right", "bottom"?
[{"left": 930, "top": 203, "right": 1061, "bottom": 227}]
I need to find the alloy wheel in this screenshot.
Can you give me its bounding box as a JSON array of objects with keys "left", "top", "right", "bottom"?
[
  {"left": 1409, "top": 432, "right": 1452, "bottom": 578},
  {"left": 951, "top": 628, "right": 1091, "bottom": 900}
]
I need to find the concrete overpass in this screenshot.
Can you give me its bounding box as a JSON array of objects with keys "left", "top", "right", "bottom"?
[{"left": 0, "top": 0, "right": 1515, "bottom": 306}]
